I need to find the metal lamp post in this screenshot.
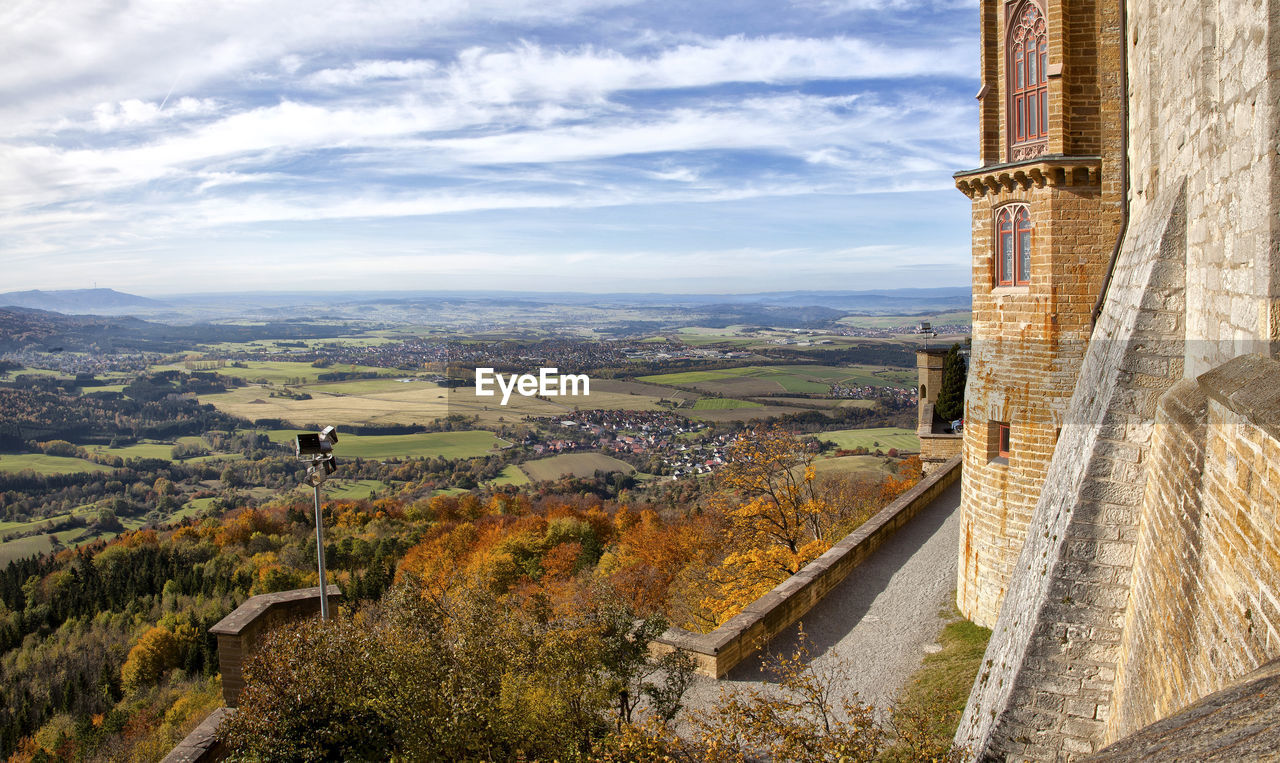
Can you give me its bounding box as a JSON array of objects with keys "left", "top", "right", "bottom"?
[{"left": 295, "top": 427, "right": 338, "bottom": 621}]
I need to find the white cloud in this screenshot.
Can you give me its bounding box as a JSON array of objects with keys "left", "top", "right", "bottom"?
[{"left": 0, "top": 0, "right": 979, "bottom": 292}]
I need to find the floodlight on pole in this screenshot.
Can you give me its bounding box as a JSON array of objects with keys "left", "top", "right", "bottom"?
[{"left": 296, "top": 428, "right": 338, "bottom": 621}]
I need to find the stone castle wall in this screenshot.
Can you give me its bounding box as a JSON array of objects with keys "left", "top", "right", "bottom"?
[
  {"left": 954, "top": 181, "right": 1187, "bottom": 760},
  {"left": 957, "top": 0, "right": 1280, "bottom": 756},
  {"left": 1108, "top": 356, "right": 1280, "bottom": 742},
  {"left": 1125, "top": 0, "right": 1280, "bottom": 371}
]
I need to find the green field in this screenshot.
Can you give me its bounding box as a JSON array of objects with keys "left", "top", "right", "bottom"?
[
  {"left": 519, "top": 453, "right": 636, "bottom": 482},
  {"left": 321, "top": 479, "right": 389, "bottom": 500},
  {"left": 489, "top": 465, "right": 531, "bottom": 487},
  {"left": 303, "top": 377, "right": 437, "bottom": 395},
  {"left": 263, "top": 429, "right": 507, "bottom": 460},
  {"left": 87, "top": 441, "right": 178, "bottom": 460},
  {"left": 810, "top": 454, "right": 897, "bottom": 478},
  {"left": 638, "top": 365, "right": 913, "bottom": 396},
  {"left": 155, "top": 360, "right": 395, "bottom": 386},
  {"left": 819, "top": 427, "right": 920, "bottom": 452},
  {"left": 692, "top": 398, "right": 764, "bottom": 410},
  {"left": 0, "top": 517, "right": 147, "bottom": 565},
  {"left": 0, "top": 454, "right": 113, "bottom": 475}
]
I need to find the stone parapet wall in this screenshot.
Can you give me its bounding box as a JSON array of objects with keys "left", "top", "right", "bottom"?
[
  {"left": 1087, "top": 657, "right": 1280, "bottom": 761},
  {"left": 210, "top": 585, "right": 341, "bottom": 707},
  {"left": 1108, "top": 355, "right": 1280, "bottom": 742},
  {"left": 954, "top": 182, "right": 1186, "bottom": 760},
  {"left": 652, "top": 457, "right": 961, "bottom": 678}
]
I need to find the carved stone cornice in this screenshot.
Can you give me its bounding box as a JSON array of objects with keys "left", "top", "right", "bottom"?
[{"left": 953, "top": 154, "right": 1102, "bottom": 198}]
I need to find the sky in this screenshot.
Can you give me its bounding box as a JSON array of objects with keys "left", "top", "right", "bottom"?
[{"left": 0, "top": 0, "right": 979, "bottom": 296}]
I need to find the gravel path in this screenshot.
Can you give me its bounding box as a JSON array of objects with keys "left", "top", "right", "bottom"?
[{"left": 680, "top": 478, "right": 963, "bottom": 716}]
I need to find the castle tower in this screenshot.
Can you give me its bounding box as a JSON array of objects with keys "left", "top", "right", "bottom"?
[
  {"left": 916, "top": 347, "right": 946, "bottom": 417},
  {"left": 916, "top": 347, "right": 963, "bottom": 473},
  {"left": 952, "top": 0, "right": 1125, "bottom": 627}
]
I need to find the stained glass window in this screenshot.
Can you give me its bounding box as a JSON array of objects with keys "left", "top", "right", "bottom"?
[
  {"left": 1010, "top": 2, "right": 1048, "bottom": 145},
  {"left": 996, "top": 205, "right": 1032, "bottom": 287}
]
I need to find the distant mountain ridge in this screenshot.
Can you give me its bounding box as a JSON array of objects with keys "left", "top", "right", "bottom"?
[{"left": 0, "top": 289, "right": 166, "bottom": 313}]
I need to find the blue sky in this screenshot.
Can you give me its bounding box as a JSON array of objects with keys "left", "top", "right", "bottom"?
[{"left": 1, "top": 0, "right": 978, "bottom": 295}]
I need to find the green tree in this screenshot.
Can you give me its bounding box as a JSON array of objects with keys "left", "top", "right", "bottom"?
[{"left": 934, "top": 343, "right": 968, "bottom": 422}]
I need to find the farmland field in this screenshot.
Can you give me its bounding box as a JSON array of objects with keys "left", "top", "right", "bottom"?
[
  {"left": 692, "top": 398, "right": 763, "bottom": 410},
  {"left": 819, "top": 427, "right": 920, "bottom": 452},
  {"left": 263, "top": 429, "right": 507, "bottom": 460},
  {"left": 810, "top": 454, "right": 897, "bottom": 478},
  {"left": 87, "top": 441, "right": 179, "bottom": 460},
  {"left": 321, "top": 479, "right": 390, "bottom": 500},
  {"left": 200, "top": 376, "right": 676, "bottom": 428},
  {"left": 519, "top": 453, "right": 636, "bottom": 482},
  {"left": 637, "top": 365, "right": 914, "bottom": 397},
  {"left": 0, "top": 516, "right": 147, "bottom": 565},
  {"left": 0, "top": 454, "right": 113, "bottom": 475},
  {"left": 489, "top": 465, "right": 530, "bottom": 486},
  {"left": 155, "top": 360, "right": 396, "bottom": 385}
]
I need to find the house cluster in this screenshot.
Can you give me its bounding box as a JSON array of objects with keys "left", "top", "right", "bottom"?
[
  {"left": 1, "top": 349, "right": 161, "bottom": 375},
  {"left": 524, "top": 409, "right": 740, "bottom": 475},
  {"left": 828, "top": 382, "right": 918, "bottom": 405}
]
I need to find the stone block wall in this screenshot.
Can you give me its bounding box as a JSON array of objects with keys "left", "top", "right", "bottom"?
[
  {"left": 1126, "top": 0, "right": 1279, "bottom": 375},
  {"left": 1108, "top": 355, "right": 1280, "bottom": 742},
  {"left": 210, "top": 585, "right": 340, "bottom": 707}
]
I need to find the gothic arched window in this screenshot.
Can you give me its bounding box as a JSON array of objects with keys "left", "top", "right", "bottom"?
[
  {"left": 1009, "top": 2, "right": 1048, "bottom": 154},
  {"left": 996, "top": 205, "right": 1032, "bottom": 286}
]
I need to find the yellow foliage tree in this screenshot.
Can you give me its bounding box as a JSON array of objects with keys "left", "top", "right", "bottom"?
[
  {"left": 698, "top": 428, "right": 837, "bottom": 628},
  {"left": 121, "top": 626, "right": 179, "bottom": 694}
]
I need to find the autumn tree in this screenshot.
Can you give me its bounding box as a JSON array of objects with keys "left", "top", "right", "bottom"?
[
  {"left": 696, "top": 428, "right": 837, "bottom": 628},
  {"left": 222, "top": 578, "right": 694, "bottom": 761}
]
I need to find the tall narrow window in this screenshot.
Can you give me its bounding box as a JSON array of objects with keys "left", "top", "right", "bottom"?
[
  {"left": 996, "top": 205, "right": 1032, "bottom": 286},
  {"left": 1009, "top": 1, "right": 1048, "bottom": 158}
]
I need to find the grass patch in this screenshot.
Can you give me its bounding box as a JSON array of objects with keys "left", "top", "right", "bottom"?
[
  {"left": 172, "top": 498, "right": 217, "bottom": 521},
  {"left": 637, "top": 365, "right": 912, "bottom": 395},
  {"left": 692, "top": 398, "right": 764, "bottom": 410},
  {"left": 0, "top": 454, "right": 113, "bottom": 475},
  {"left": 322, "top": 480, "right": 389, "bottom": 500},
  {"left": 520, "top": 453, "right": 636, "bottom": 482},
  {"left": 488, "top": 465, "right": 530, "bottom": 487},
  {"left": 819, "top": 427, "right": 920, "bottom": 453},
  {"left": 810, "top": 454, "right": 894, "bottom": 478},
  {"left": 155, "top": 360, "right": 394, "bottom": 386},
  {"left": 884, "top": 605, "right": 991, "bottom": 760},
  {"left": 87, "top": 441, "right": 177, "bottom": 460}
]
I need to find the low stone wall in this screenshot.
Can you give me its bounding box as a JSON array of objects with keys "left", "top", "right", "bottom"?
[
  {"left": 1108, "top": 354, "right": 1280, "bottom": 742},
  {"left": 159, "top": 708, "right": 233, "bottom": 763},
  {"left": 210, "top": 585, "right": 341, "bottom": 707},
  {"left": 652, "top": 456, "right": 962, "bottom": 678},
  {"left": 163, "top": 585, "right": 341, "bottom": 762}
]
